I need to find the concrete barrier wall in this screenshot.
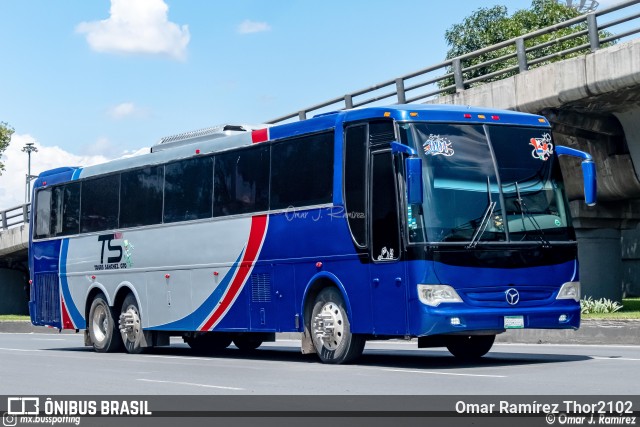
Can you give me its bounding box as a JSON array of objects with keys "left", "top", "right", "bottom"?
[{"left": 0, "top": 226, "right": 28, "bottom": 257}]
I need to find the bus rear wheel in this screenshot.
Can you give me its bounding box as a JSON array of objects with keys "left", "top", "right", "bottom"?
[
  {"left": 310, "top": 288, "right": 365, "bottom": 364},
  {"left": 88, "top": 293, "right": 122, "bottom": 353},
  {"left": 446, "top": 334, "right": 495, "bottom": 360},
  {"left": 120, "top": 294, "right": 146, "bottom": 354}
]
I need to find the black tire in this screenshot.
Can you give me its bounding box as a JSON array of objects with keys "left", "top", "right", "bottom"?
[
  {"left": 233, "top": 335, "right": 263, "bottom": 351},
  {"left": 186, "top": 333, "right": 232, "bottom": 354},
  {"left": 310, "top": 288, "right": 365, "bottom": 364},
  {"left": 88, "top": 293, "right": 122, "bottom": 353},
  {"left": 446, "top": 334, "right": 495, "bottom": 360},
  {"left": 120, "top": 294, "right": 146, "bottom": 354}
]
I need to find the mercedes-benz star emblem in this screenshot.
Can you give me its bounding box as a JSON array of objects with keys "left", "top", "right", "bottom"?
[{"left": 505, "top": 288, "right": 520, "bottom": 305}]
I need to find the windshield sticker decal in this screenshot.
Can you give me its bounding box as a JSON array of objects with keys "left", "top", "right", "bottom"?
[
  {"left": 529, "top": 133, "right": 554, "bottom": 161},
  {"left": 423, "top": 134, "right": 454, "bottom": 157},
  {"left": 377, "top": 247, "right": 395, "bottom": 260}
]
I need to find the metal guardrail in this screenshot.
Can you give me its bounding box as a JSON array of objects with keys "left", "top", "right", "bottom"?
[
  {"left": 267, "top": 0, "right": 640, "bottom": 124},
  {"left": 1, "top": 204, "right": 30, "bottom": 230}
]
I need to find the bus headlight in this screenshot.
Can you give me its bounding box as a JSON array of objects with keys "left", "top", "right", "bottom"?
[
  {"left": 417, "top": 284, "right": 462, "bottom": 307},
  {"left": 556, "top": 281, "right": 580, "bottom": 302}
]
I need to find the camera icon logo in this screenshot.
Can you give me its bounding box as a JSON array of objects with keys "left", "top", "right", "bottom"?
[{"left": 2, "top": 412, "right": 17, "bottom": 427}]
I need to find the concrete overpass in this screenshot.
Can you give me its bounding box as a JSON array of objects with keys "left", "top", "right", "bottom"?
[
  {"left": 0, "top": 204, "right": 30, "bottom": 314},
  {"left": 1, "top": 0, "right": 639, "bottom": 313}
]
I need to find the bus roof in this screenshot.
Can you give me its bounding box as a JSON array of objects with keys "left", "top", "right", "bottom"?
[
  {"left": 34, "top": 104, "right": 549, "bottom": 182},
  {"left": 269, "top": 104, "right": 548, "bottom": 140}
]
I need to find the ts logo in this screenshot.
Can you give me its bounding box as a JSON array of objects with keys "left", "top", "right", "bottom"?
[{"left": 98, "top": 233, "right": 123, "bottom": 264}]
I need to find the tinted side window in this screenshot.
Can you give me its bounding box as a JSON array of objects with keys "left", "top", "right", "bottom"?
[
  {"left": 34, "top": 189, "right": 52, "bottom": 239},
  {"left": 52, "top": 182, "right": 80, "bottom": 236},
  {"left": 214, "top": 146, "right": 269, "bottom": 217},
  {"left": 81, "top": 175, "right": 120, "bottom": 233},
  {"left": 369, "top": 120, "right": 395, "bottom": 146},
  {"left": 270, "top": 132, "right": 334, "bottom": 210},
  {"left": 344, "top": 125, "right": 367, "bottom": 247},
  {"left": 164, "top": 156, "right": 213, "bottom": 223},
  {"left": 120, "top": 166, "right": 163, "bottom": 228}
]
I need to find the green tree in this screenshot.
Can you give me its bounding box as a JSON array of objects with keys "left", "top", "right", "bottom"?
[
  {"left": 0, "top": 122, "right": 14, "bottom": 175},
  {"left": 439, "top": 0, "right": 609, "bottom": 92}
]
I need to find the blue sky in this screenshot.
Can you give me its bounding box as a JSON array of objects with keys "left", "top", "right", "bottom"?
[{"left": 0, "top": 0, "right": 624, "bottom": 207}]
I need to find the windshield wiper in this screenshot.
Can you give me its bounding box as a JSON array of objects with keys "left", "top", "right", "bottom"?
[
  {"left": 515, "top": 182, "right": 551, "bottom": 248},
  {"left": 467, "top": 177, "right": 497, "bottom": 249}
]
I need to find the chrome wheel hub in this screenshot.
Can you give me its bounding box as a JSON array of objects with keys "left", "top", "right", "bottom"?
[
  {"left": 119, "top": 306, "right": 141, "bottom": 344},
  {"left": 92, "top": 305, "right": 108, "bottom": 343},
  {"left": 313, "top": 302, "right": 344, "bottom": 350}
]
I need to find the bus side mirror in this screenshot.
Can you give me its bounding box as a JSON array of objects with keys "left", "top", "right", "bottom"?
[
  {"left": 581, "top": 160, "right": 596, "bottom": 207},
  {"left": 406, "top": 157, "right": 423, "bottom": 205},
  {"left": 556, "top": 145, "right": 597, "bottom": 207}
]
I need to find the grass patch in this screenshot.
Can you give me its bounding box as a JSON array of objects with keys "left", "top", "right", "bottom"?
[
  {"left": 582, "top": 298, "right": 640, "bottom": 320},
  {"left": 0, "top": 314, "right": 30, "bottom": 321}
]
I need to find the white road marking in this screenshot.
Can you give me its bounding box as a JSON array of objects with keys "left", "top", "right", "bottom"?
[
  {"left": 32, "top": 338, "right": 66, "bottom": 341},
  {"left": 380, "top": 368, "right": 506, "bottom": 378},
  {"left": 0, "top": 347, "right": 43, "bottom": 352},
  {"left": 590, "top": 356, "right": 640, "bottom": 362},
  {"left": 137, "top": 378, "right": 244, "bottom": 390}
]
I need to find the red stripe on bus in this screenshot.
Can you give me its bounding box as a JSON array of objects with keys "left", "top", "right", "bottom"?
[
  {"left": 200, "top": 215, "right": 268, "bottom": 330},
  {"left": 61, "top": 295, "right": 75, "bottom": 329},
  {"left": 251, "top": 128, "right": 269, "bottom": 144}
]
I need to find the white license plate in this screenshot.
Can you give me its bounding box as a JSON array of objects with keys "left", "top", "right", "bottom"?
[{"left": 504, "top": 316, "right": 524, "bottom": 329}]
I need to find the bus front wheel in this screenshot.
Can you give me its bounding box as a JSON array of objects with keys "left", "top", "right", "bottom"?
[
  {"left": 186, "top": 333, "right": 232, "bottom": 354},
  {"left": 88, "top": 293, "right": 122, "bottom": 353},
  {"left": 310, "top": 288, "right": 365, "bottom": 364},
  {"left": 446, "top": 334, "right": 495, "bottom": 360},
  {"left": 233, "top": 335, "right": 263, "bottom": 351}
]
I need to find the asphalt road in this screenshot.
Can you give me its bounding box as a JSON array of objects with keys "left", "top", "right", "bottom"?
[{"left": 0, "top": 332, "right": 639, "bottom": 395}]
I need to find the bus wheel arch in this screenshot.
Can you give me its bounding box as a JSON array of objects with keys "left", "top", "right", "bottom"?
[
  {"left": 85, "top": 285, "right": 110, "bottom": 323},
  {"left": 302, "top": 273, "right": 354, "bottom": 325},
  {"left": 301, "top": 275, "right": 364, "bottom": 363}
]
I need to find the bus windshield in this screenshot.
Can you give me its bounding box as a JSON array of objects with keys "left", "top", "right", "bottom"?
[{"left": 399, "top": 123, "right": 573, "bottom": 245}]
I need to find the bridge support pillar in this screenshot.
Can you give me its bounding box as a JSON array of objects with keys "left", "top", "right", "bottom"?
[
  {"left": 0, "top": 268, "right": 29, "bottom": 315},
  {"left": 575, "top": 228, "right": 622, "bottom": 301},
  {"left": 622, "top": 226, "right": 640, "bottom": 297}
]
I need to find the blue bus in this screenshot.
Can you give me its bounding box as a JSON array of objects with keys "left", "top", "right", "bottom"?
[{"left": 28, "top": 104, "right": 596, "bottom": 363}]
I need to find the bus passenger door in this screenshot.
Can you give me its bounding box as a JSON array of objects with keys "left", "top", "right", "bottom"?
[{"left": 369, "top": 150, "right": 408, "bottom": 335}]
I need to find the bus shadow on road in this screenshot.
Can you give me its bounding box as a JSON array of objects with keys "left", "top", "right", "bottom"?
[
  {"left": 42, "top": 340, "right": 591, "bottom": 370},
  {"left": 135, "top": 342, "right": 592, "bottom": 370}
]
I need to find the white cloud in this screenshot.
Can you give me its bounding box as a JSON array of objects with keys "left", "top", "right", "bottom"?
[
  {"left": 237, "top": 20, "right": 271, "bottom": 35},
  {"left": 108, "top": 102, "right": 139, "bottom": 119},
  {"left": 0, "top": 134, "right": 148, "bottom": 209},
  {"left": 83, "top": 136, "right": 114, "bottom": 156},
  {"left": 76, "top": 0, "right": 190, "bottom": 61}
]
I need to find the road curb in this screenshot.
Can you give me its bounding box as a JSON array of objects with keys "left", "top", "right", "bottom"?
[
  {"left": 2, "top": 320, "right": 638, "bottom": 345},
  {"left": 495, "top": 319, "right": 640, "bottom": 345}
]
